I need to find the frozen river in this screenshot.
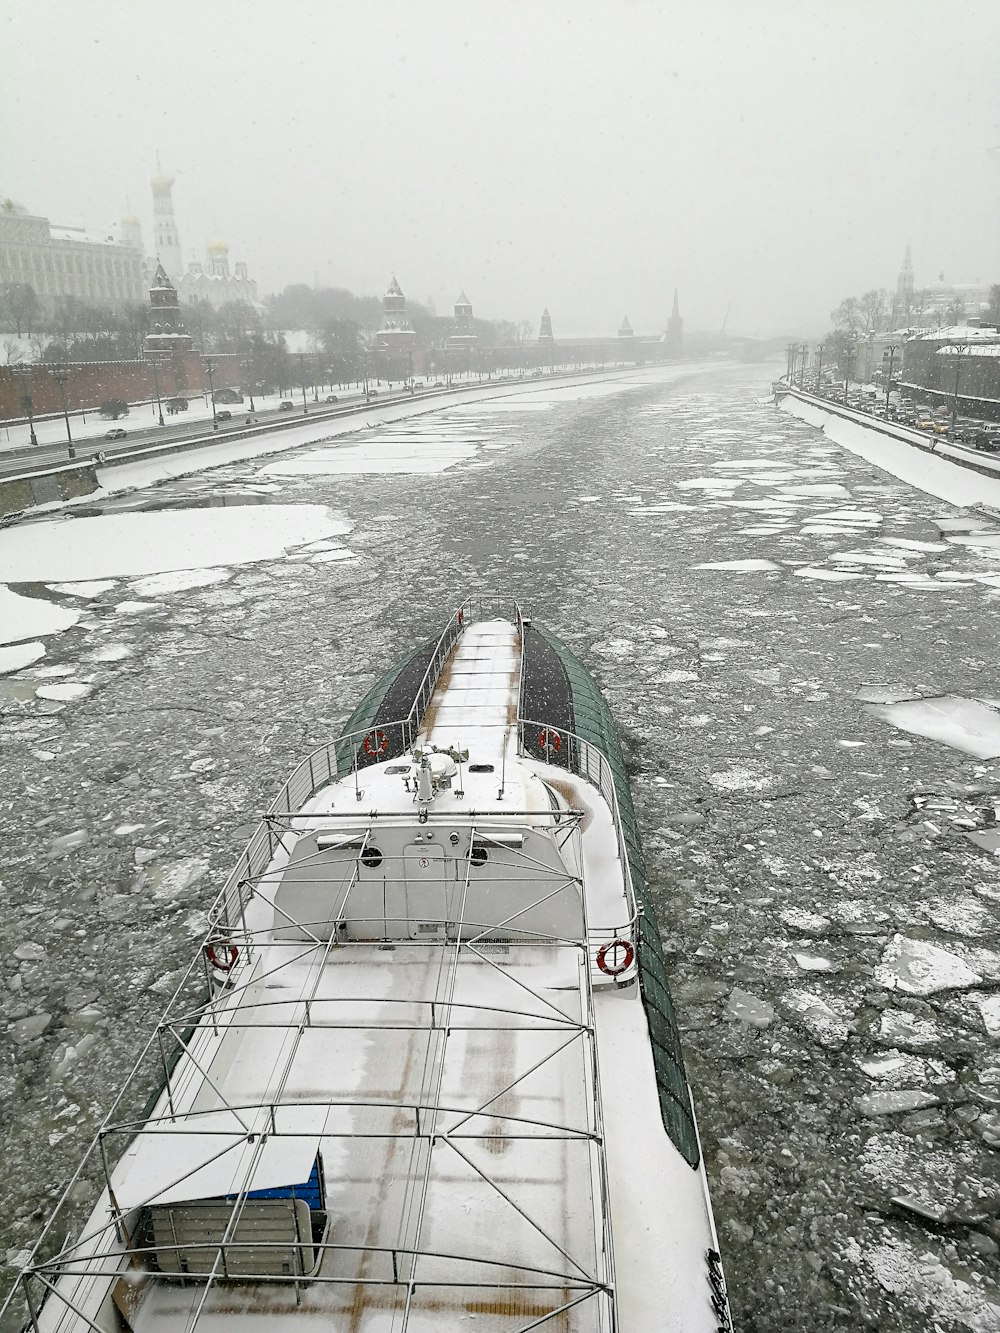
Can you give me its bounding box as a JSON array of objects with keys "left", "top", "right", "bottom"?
[{"left": 2, "top": 362, "right": 999, "bottom": 1332}]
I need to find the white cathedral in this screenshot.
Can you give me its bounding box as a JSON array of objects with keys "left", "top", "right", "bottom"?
[{"left": 142, "top": 169, "right": 259, "bottom": 311}]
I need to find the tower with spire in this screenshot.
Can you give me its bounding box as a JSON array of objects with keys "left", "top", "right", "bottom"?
[
  {"left": 449, "top": 291, "right": 478, "bottom": 347},
  {"left": 895, "top": 245, "right": 915, "bottom": 325},
  {"left": 538, "top": 308, "right": 554, "bottom": 342},
  {"left": 618, "top": 315, "right": 635, "bottom": 341},
  {"left": 375, "top": 274, "right": 417, "bottom": 377},
  {"left": 664, "top": 290, "right": 683, "bottom": 355},
  {"left": 144, "top": 262, "right": 192, "bottom": 354},
  {"left": 150, "top": 162, "right": 183, "bottom": 282}
]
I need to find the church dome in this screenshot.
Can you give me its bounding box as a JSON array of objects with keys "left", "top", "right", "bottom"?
[{"left": 207, "top": 238, "right": 228, "bottom": 253}]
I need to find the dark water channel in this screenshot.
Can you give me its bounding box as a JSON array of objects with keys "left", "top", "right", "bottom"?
[{"left": 2, "top": 364, "right": 999, "bottom": 1331}]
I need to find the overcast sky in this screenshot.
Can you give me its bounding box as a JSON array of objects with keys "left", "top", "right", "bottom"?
[{"left": 2, "top": 0, "right": 998, "bottom": 337}]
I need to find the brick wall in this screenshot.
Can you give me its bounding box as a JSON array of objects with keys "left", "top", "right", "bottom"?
[{"left": 0, "top": 353, "right": 240, "bottom": 420}]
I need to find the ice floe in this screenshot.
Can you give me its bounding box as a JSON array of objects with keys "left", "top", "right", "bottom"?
[
  {"left": 0, "top": 587, "right": 80, "bottom": 645},
  {"left": 0, "top": 640, "right": 46, "bottom": 673},
  {"left": 864, "top": 695, "right": 1000, "bottom": 757},
  {"left": 0, "top": 506, "right": 346, "bottom": 580},
  {"left": 875, "top": 934, "right": 982, "bottom": 995}
]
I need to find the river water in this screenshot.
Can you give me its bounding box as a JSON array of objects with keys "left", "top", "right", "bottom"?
[{"left": 2, "top": 363, "right": 998, "bottom": 1331}]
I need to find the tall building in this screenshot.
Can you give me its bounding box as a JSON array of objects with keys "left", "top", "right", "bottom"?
[
  {"left": 663, "top": 290, "right": 683, "bottom": 355},
  {"left": 0, "top": 195, "right": 144, "bottom": 304},
  {"left": 144, "top": 262, "right": 193, "bottom": 354},
  {"left": 538, "top": 308, "right": 554, "bottom": 342},
  {"left": 375, "top": 273, "right": 417, "bottom": 376},
  {"left": 618, "top": 315, "right": 634, "bottom": 341},
  {"left": 449, "top": 290, "right": 477, "bottom": 347},
  {"left": 151, "top": 170, "right": 184, "bottom": 281},
  {"left": 895, "top": 244, "right": 915, "bottom": 321}
]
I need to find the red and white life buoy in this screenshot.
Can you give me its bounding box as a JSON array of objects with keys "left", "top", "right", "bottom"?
[
  {"left": 538, "top": 728, "right": 562, "bottom": 752},
  {"left": 206, "top": 942, "right": 239, "bottom": 972},
  {"left": 596, "top": 939, "right": 635, "bottom": 977},
  {"left": 363, "top": 729, "right": 389, "bottom": 757}
]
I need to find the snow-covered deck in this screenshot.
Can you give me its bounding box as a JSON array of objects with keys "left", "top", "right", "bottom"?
[{"left": 26, "top": 613, "right": 726, "bottom": 1333}]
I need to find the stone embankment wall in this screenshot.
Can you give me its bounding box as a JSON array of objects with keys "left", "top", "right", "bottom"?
[
  {"left": 0, "top": 461, "right": 99, "bottom": 518},
  {"left": 0, "top": 353, "right": 240, "bottom": 420}
]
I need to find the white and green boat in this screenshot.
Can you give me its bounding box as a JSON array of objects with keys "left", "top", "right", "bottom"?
[{"left": 6, "top": 595, "right": 732, "bottom": 1333}]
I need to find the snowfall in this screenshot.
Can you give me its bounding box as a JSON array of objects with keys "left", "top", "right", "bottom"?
[{"left": 1, "top": 364, "right": 999, "bottom": 1332}]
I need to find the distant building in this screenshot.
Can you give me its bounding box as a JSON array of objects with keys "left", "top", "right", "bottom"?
[
  {"left": 151, "top": 171, "right": 184, "bottom": 283},
  {"left": 663, "top": 290, "right": 683, "bottom": 355},
  {"left": 538, "top": 308, "right": 554, "bottom": 342},
  {"left": 375, "top": 273, "right": 418, "bottom": 377},
  {"left": 177, "top": 239, "right": 258, "bottom": 310},
  {"left": 618, "top": 315, "right": 634, "bottom": 341},
  {"left": 0, "top": 195, "right": 144, "bottom": 304},
  {"left": 144, "top": 262, "right": 193, "bottom": 354},
  {"left": 901, "top": 324, "right": 1000, "bottom": 421},
  {"left": 449, "top": 291, "right": 477, "bottom": 347}
]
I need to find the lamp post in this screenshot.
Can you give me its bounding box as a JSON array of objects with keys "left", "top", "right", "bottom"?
[
  {"left": 203, "top": 357, "right": 218, "bottom": 429},
  {"left": 798, "top": 343, "right": 807, "bottom": 390},
  {"left": 149, "top": 357, "right": 165, "bottom": 426},
  {"left": 950, "top": 343, "right": 971, "bottom": 429},
  {"left": 843, "top": 345, "right": 853, "bottom": 405},
  {"left": 297, "top": 354, "right": 309, "bottom": 414},
  {"left": 815, "top": 343, "right": 824, "bottom": 395},
  {"left": 884, "top": 343, "right": 898, "bottom": 413},
  {"left": 12, "top": 366, "right": 38, "bottom": 446},
  {"left": 49, "top": 366, "right": 75, "bottom": 458}
]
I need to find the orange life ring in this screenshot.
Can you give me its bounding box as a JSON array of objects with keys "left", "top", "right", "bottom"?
[
  {"left": 363, "top": 729, "right": 389, "bottom": 757},
  {"left": 206, "top": 942, "right": 239, "bottom": 972},
  {"left": 538, "top": 728, "right": 562, "bottom": 752},
  {"left": 596, "top": 939, "right": 634, "bottom": 977}
]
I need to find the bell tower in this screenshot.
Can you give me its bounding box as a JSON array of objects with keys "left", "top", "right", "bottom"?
[{"left": 151, "top": 164, "right": 183, "bottom": 281}]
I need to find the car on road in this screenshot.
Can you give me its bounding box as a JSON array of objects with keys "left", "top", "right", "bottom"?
[
  {"left": 974, "top": 434, "right": 1000, "bottom": 452},
  {"left": 325, "top": 394, "right": 339, "bottom": 403},
  {"left": 432, "top": 381, "right": 444, "bottom": 388},
  {"left": 104, "top": 427, "right": 127, "bottom": 441},
  {"left": 215, "top": 410, "right": 233, "bottom": 422},
  {"left": 278, "top": 400, "right": 295, "bottom": 412},
  {"left": 366, "top": 389, "right": 379, "bottom": 397}
]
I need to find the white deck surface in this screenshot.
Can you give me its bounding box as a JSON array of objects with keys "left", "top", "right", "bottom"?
[{"left": 35, "top": 616, "right": 726, "bottom": 1333}]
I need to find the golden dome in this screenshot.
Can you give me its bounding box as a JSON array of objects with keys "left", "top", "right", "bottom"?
[{"left": 207, "top": 238, "right": 228, "bottom": 253}]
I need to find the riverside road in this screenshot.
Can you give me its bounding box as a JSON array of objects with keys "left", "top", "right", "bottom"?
[{"left": 1, "top": 361, "right": 999, "bottom": 1333}]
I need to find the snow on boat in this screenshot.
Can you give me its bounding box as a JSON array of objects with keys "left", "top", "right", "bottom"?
[{"left": 6, "top": 596, "right": 733, "bottom": 1333}]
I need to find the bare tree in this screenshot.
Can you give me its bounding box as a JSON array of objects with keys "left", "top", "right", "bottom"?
[
  {"left": 859, "top": 288, "right": 888, "bottom": 333},
  {"left": 831, "top": 296, "right": 865, "bottom": 335}
]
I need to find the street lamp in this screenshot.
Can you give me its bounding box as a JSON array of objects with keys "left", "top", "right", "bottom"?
[
  {"left": 843, "top": 345, "right": 854, "bottom": 405},
  {"left": 815, "top": 342, "right": 824, "bottom": 395},
  {"left": 297, "top": 354, "right": 309, "bottom": 414},
  {"left": 49, "top": 366, "right": 76, "bottom": 458},
  {"left": 12, "top": 366, "right": 38, "bottom": 446},
  {"left": 884, "top": 343, "right": 898, "bottom": 413},
  {"left": 203, "top": 357, "right": 218, "bottom": 429},
  {"left": 798, "top": 343, "right": 807, "bottom": 391},
  {"left": 148, "top": 356, "right": 165, "bottom": 426},
  {"left": 950, "top": 343, "right": 973, "bottom": 429}
]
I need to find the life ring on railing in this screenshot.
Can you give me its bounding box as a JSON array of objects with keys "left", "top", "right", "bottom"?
[
  {"left": 363, "top": 729, "right": 389, "bottom": 757},
  {"left": 206, "top": 942, "right": 239, "bottom": 972},
  {"left": 538, "top": 728, "right": 562, "bottom": 752},
  {"left": 458, "top": 609, "right": 464, "bottom": 625},
  {"left": 596, "top": 939, "right": 634, "bottom": 977}
]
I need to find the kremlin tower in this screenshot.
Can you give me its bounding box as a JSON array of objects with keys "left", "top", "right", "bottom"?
[
  {"left": 144, "top": 262, "right": 192, "bottom": 354},
  {"left": 538, "top": 308, "right": 554, "bottom": 342}
]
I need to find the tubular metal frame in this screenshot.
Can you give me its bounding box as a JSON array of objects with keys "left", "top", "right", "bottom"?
[{"left": 7, "top": 594, "right": 634, "bottom": 1333}]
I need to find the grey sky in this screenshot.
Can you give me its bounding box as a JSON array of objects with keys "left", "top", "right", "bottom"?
[{"left": 2, "top": 0, "right": 998, "bottom": 337}]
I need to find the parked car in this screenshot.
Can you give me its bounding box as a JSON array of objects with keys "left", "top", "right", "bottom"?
[
  {"left": 974, "top": 434, "right": 1000, "bottom": 453},
  {"left": 278, "top": 400, "right": 295, "bottom": 412},
  {"left": 366, "top": 388, "right": 379, "bottom": 397},
  {"left": 215, "top": 410, "right": 232, "bottom": 422},
  {"left": 325, "top": 394, "right": 339, "bottom": 403},
  {"left": 433, "top": 381, "right": 444, "bottom": 388},
  {"left": 104, "top": 427, "right": 127, "bottom": 441}
]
